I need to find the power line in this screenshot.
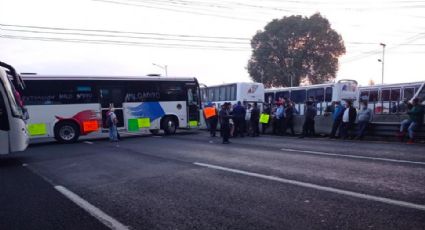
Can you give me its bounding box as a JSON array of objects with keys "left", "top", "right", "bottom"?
[
  {"left": 0, "top": 34, "right": 250, "bottom": 51},
  {"left": 0, "top": 23, "right": 250, "bottom": 41},
  {"left": 90, "top": 0, "right": 264, "bottom": 23},
  {"left": 0, "top": 28, "right": 250, "bottom": 46}
]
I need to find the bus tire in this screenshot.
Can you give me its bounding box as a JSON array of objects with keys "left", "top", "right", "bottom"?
[
  {"left": 149, "top": 129, "right": 160, "bottom": 135},
  {"left": 54, "top": 121, "right": 80, "bottom": 143},
  {"left": 162, "top": 116, "right": 177, "bottom": 135}
]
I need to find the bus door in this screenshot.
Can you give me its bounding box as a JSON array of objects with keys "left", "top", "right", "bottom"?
[
  {"left": 185, "top": 82, "right": 200, "bottom": 127},
  {"left": 0, "top": 87, "right": 10, "bottom": 154},
  {"left": 99, "top": 87, "right": 125, "bottom": 129}
]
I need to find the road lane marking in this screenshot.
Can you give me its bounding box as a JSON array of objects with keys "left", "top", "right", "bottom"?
[
  {"left": 280, "top": 148, "right": 425, "bottom": 166},
  {"left": 84, "top": 141, "right": 94, "bottom": 145},
  {"left": 194, "top": 162, "right": 425, "bottom": 211},
  {"left": 54, "top": 185, "right": 130, "bottom": 230}
]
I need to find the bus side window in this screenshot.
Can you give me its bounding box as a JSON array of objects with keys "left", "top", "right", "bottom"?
[
  {"left": 403, "top": 87, "right": 414, "bottom": 100},
  {"left": 0, "top": 90, "right": 10, "bottom": 131},
  {"left": 325, "top": 87, "right": 332, "bottom": 102},
  {"left": 291, "top": 90, "right": 306, "bottom": 103},
  {"left": 381, "top": 89, "right": 390, "bottom": 101},
  {"left": 360, "top": 90, "right": 369, "bottom": 101},
  {"left": 369, "top": 90, "right": 379, "bottom": 102},
  {"left": 390, "top": 88, "right": 401, "bottom": 101}
]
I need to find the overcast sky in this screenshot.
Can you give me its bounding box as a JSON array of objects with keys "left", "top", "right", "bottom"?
[{"left": 1, "top": 0, "right": 424, "bottom": 86}]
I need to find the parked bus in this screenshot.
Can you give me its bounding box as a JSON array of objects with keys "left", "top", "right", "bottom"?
[
  {"left": 358, "top": 81, "right": 425, "bottom": 114},
  {"left": 199, "top": 82, "right": 264, "bottom": 128},
  {"left": 0, "top": 62, "right": 29, "bottom": 154},
  {"left": 22, "top": 75, "right": 201, "bottom": 143},
  {"left": 265, "top": 79, "right": 358, "bottom": 115},
  {"left": 200, "top": 82, "right": 265, "bottom": 108}
]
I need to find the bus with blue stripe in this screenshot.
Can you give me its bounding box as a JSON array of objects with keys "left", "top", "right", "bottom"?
[{"left": 21, "top": 75, "right": 201, "bottom": 143}]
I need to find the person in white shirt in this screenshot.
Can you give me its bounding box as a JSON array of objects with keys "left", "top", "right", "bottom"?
[{"left": 339, "top": 100, "right": 357, "bottom": 139}]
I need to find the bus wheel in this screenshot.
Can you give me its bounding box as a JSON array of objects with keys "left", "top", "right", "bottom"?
[
  {"left": 149, "top": 129, "right": 160, "bottom": 135},
  {"left": 54, "top": 121, "right": 80, "bottom": 143},
  {"left": 162, "top": 117, "right": 177, "bottom": 135}
]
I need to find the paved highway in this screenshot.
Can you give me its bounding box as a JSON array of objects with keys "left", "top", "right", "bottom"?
[{"left": 1, "top": 132, "right": 425, "bottom": 229}]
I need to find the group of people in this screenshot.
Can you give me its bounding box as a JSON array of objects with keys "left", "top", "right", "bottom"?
[
  {"left": 261, "top": 97, "right": 424, "bottom": 144},
  {"left": 204, "top": 101, "right": 261, "bottom": 144},
  {"left": 325, "top": 100, "right": 372, "bottom": 140},
  {"left": 268, "top": 98, "right": 297, "bottom": 136}
]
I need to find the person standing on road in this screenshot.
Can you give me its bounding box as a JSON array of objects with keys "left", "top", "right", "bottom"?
[
  {"left": 219, "top": 102, "right": 232, "bottom": 144},
  {"left": 232, "top": 101, "right": 246, "bottom": 137},
  {"left": 250, "top": 102, "right": 260, "bottom": 137},
  {"left": 299, "top": 100, "right": 317, "bottom": 138},
  {"left": 329, "top": 101, "right": 344, "bottom": 138},
  {"left": 208, "top": 103, "right": 219, "bottom": 137},
  {"left": 262, "top": 103, "right": 271, "bottom": 134},
  {"left": 283, "top": 100, "right": 295, "bottom": 136},
  {"left": 106, "top": 107, "right": 119, "bottom": 142},
  {"left": 339, "top": 100, "right": 357, "bottom": 140},
  {"left": 398, "top": 98, "right": 424, "bottom": 144},
  {"left": 245, "top": 103, "right": 252, "bottom": 136},
  {"left": 275, "top": 102, "right": 285, "bottom": 135},
  {"left": 356, "top": 101, "right": 373, "bottom": 140}
]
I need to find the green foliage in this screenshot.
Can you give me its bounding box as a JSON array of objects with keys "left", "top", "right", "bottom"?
[{"left": 248, "top": 13, "right": 346, "bottom": 87}]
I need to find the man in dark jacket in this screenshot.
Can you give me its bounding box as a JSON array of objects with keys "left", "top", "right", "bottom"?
[
  {"left": 250, "top": 102, "right": 260, "bottom": 137},
  {"left": 283, "top": 100, "right": 295, "bottom": 135},
  {"left": 339, "top": 100, "right": 357, "bottom": 139},
  {"left": 299, "top": 101, "right": 317, "bottom": 138},
  {"left": 219, "top": 102, "right": 232, "bottom": 144},
  {"left": 232, "top": 101, "right": 246, "bottom": 137},
  {"left": 398, "top": 98, "right": 424, "bottom": 144}
]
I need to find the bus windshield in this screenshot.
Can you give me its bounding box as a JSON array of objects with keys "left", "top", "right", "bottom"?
[{"left": 0, "top": 76, "right": 24, "bottom": 118}]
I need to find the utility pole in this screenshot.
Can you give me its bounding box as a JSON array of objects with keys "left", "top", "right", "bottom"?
[{"left": 378, "top": 43, "right": 386, "bottom": 84}]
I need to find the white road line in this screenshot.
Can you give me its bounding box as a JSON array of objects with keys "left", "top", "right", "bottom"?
[
  {"left": 22, "top": 163, "right": 28, "bottom": 167},
  {"left": 280, "top": 148, "right": 425, "bottom": 166},
  {"left": 54, "top": 185, "right": 130, "bottom": 230},
  {"left": 84, "top": 141, "right": 94, "bottom": 145},
  {"left": 194, "top": 162, "right": 425, "bottom": 212}
]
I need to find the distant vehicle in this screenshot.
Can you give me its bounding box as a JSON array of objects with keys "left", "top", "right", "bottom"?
[
  {"left": 358, "top": 81, "right": 425, "bottom": 114},
  {"left": 199, "top": 82, "right": 265, "bottom": 128},
  {"left": 200, "top": 82, "right": 265, "bottom": 108},
  {"left": 265, "top": 79, "right": 358, "bottom": 115},
  {"left": 0, "top": 62, "right": 29, "bottom": 154},
  {"left": 21, "top": 75, "right": 201, "bottom": 143}
]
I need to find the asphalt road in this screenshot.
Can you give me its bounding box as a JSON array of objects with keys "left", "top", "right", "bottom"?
[{"left": 1, "top": 131, "right": 425, "bottom": 230}]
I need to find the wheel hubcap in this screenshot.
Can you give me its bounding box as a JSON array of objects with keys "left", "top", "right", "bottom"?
[{"left": 60, "top": 126, "right": 75, "bottom": 141}]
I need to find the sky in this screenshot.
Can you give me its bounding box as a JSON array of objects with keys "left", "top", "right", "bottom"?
[{"left": 0, "top": 0, "right": 424, "bottom": 87}]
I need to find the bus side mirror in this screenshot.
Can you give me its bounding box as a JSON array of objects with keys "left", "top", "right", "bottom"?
[{"left": 22, "top": 107, "right": 29, "bottom": 120}]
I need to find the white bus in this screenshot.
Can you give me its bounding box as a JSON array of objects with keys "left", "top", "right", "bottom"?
[
  {"left": 0, "top": 62, "right": 29, "bottom": 154},
  {"left": 358, "top": 81, "right": 425, "bottom": 114},
  {"left": 265, "top": 79, "right": 358, "bottom": 115},
  {"left": 199, "top": 82, "right": 265, "bottom": 127},
  {"left": 22, "top": 75, "right": 201, "bottom": 143},
  {"left": 200, "top": 82, "right": 265, "bottom": 108}
]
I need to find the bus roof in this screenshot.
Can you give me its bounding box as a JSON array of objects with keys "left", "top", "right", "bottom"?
[
  {"left": 358, "top": 81, "right": 425, "bottom": 89},
  {"left": 203, "top": 82, "right": 263, "bottom": 88},
  {"left": 21, "top": 75, "right": 197, "bottom": 82}
]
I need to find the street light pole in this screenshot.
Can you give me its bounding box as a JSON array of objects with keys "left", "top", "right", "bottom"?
[
  {"left": 379, "top": 43, "right": 386, "bottom": 84},
  {"left": 152, "top": 63, "right": 168, "bottom": 76}
]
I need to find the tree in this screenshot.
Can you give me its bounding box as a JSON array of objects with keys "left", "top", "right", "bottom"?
[{"left": 247, "top": 13, "right": 346, "bottom": 87}]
